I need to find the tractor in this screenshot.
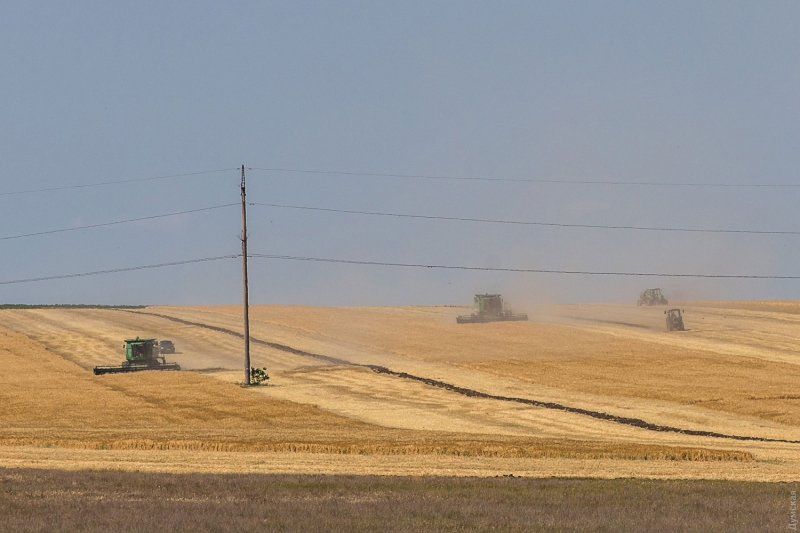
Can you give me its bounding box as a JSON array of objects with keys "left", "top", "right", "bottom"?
[
  {"left": 456, "top": 294, "right": 528, "bottom": 324},
  {"left": 665, "top": 309, "right": 685, "bottom": 331},
  {"left": 638, "top": 288, "right": 668, "bottom": 306},
  {"left": 93, "top": 337, "right": 181, "bottom": 375}
]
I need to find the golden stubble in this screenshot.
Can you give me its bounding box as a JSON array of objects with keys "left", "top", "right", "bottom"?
[
  {"left": 142, "top": 303, "right": 800, "bottom": 427},
  {"left": 0, "top": 324, "right": 749, "bottom": 463},
  {"left": 0, "top": 302, "right": 799, "bottom": 479}
]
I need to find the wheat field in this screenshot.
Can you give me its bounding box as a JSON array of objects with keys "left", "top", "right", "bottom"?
[{"left": 0, "top": 301, "right": 798, "bottom": 479}]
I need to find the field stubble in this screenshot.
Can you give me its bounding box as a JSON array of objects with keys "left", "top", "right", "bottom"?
[
  {"left": 0, "top": 302, "right": 798, "bottom": 479},
  {"left": 0, "top": 326, "right": 746, "bottom": 462}
]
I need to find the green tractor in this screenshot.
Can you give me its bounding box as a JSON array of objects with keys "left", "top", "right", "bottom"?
[
  {"left": 456, "top": 294, "right": 528, "bottom": 324},
  {"left": 665, "top": 308, "right": 685, "bottom": 331},
  {"left": 93, "top": 337, "right": 181, "bottom": 375}
]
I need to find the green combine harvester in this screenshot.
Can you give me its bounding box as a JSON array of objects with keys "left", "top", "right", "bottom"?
[
  {"left": 456, "top": 294, "right": 528, "bottom": 324},
  {"left": 93, "top": 337, "right": 181, "bottom": 375},
  {"left": 637, "top": 288, "right": 668, "bottom": 306}
]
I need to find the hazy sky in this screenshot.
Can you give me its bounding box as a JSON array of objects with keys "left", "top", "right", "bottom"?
[{"left": 2, "top": 2, "right": 800, "bottom": 306}]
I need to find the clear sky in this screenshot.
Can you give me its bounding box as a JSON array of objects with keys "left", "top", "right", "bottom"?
[{"left": 2, "top": 2, "right": 799, "bottom": 306}]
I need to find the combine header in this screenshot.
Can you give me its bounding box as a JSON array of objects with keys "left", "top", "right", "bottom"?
[
  {"left": 93, "top": 337, "right": 181, "bottom": 375},
  {"left": 456, "top": 294, "right": 528, "bottom": 324}
]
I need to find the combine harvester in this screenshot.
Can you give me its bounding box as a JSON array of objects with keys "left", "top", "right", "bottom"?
[
  {"left": 637, "top": 288, "right": 668, "bottom": 306},
  {"left": 456, "top": 294, "right": 528, "bottom": 324},
  {"left": 93, "top": 337, "right": 181, "bottom": 375}
]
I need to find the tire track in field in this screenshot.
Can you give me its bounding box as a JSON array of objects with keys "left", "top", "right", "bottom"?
[
  {"left": 363, "top": 366, "right": 800, "bottom": 444},
  {"left": 121, "top": 309, "right": 800, "bottom": 445},
  {"left": 119, "top": 309, "right": 351, "bottom": 365}
]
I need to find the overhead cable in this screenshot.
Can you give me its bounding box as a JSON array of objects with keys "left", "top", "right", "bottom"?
[
  {"left": 250, "top": 202, "right": 800, "bottom": 235},
  {"left": 0, "top": 255, "right": 239, "bottom": 285},
  {"left": 249, "top": 253, "right": 800, "bottom": 279},
  {"left": 0, "top": 204, "right": 239, "bottom": 242},
  {"left": 3, "top": 252, "right": 796, "bottom": 285},
  {"left": 0, "top": 168, "right": 237, "bottom": 197},
  {"left": 249, "top": 166, "right": 799, "bottom": 188}
]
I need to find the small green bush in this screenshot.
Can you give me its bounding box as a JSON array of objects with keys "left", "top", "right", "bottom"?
[{"left": 250, "top": 367, "right": 270, "bottom": 386}]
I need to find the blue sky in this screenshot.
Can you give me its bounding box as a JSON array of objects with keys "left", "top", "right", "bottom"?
[{"left": 1, "top": 2, "right": 799, "bottom": 305}]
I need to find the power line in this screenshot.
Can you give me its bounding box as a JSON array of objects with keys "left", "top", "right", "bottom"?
[
  {"left": 0, "top": 204, "right": 239, "bottom": 242},
  {"left": 250, "top": 202, "right": 800, "bottom": 236},
  {"left": 0, "top": 168, "right": 238, "bottom": 197},
  {"left": 249, "top": 253, "right": 800, "bottom": 279},
  {"left": 3, "top": 252, "right": 796, "bottom": 285},
  {"left": 249, "top": 166, "right": 799, "bottom": 188},
  {"left": 0, "top": 255, "right": 239, "bottom": 286}
]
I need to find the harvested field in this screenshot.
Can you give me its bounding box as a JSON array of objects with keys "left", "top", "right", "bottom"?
[
  {"left": 0, "top": 468, "right": 793, "bottom": 533},
  {"left": 461, "top": 349, "right": 800, "bottom": 426},
  {"left": 0, "top": 326, "right": 747, "bottom": 461},
  {"left": 0, "top": 301, "right": 798, "bottom": 479}
]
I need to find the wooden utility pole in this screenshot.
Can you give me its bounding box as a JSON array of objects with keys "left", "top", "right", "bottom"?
[{"left": 241, "top": 165, "right": 251, "bottom": 385}]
